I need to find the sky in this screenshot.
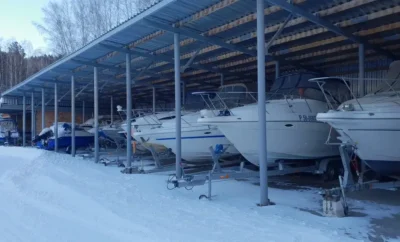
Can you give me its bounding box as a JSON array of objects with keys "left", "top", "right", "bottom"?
[{"left": 0, "top": 0, "right": 52, "bottom": 54}]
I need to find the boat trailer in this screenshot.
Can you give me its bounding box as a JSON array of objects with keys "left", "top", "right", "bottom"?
[
  {"left": 168, "top": 145, "right": 343, "bottom": 200},
  {"left": 321, "top": 144, "right": 400, "bottom": 217}
]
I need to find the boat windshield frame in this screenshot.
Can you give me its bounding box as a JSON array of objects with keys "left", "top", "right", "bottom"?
[
  {"left": 192, "top": 90, "right": 258, "bottom": 116},
  {"left": 193, "top": 85, "right": 341, "bottom": 116},
  {"left": 309, "top": 76, "right": 400, "bottom": 111},
  {"left": 308, "top": 77, "right": 354, "bottom": 110}
]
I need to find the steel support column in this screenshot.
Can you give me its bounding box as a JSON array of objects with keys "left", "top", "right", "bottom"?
[
  {"left": 275, "top": 61, "right": 280, "bottom": 80},
  {"left": 54, "top": 83, "right": 59, "bottom": 152},
  {"left": 71, "top": 75, "right": 76, "bottom": 157},
  {"left": 22, "top": 95, "right": 26, "bottom": 147},
  {"left": 31, "top": 92, "right": 35, "bottom": 140},
  {"left": 110, "top": 96, "right": 114, "bottom": 124},
  {"left": 174, "top": 33, "right": 182, "bottom": 179},
  {"left": 182, "top": 81, "right": 186, "bottom": 106},
  {"left": 152, "top": 86, "right": 156, "bottom": 114},
  {"left": 257, "top": 0, "right": 269, "bottom": 206},
  {"left": 220, "top": 74, "right": 224, "bottom": 86},
  {"left": 82, "top": 101, "right": 85, "bottom": 123},
  {"left": 94, "top": 67, "right": 99, "bottom": 163},
  {"left": 358, "top": 44, "right": 365, "bottom": 98},
  {"left": 41, "top": 88, "right": 45, "bottom": 130},
  {"left": 126, "top": 53, "right": 132, "bottom": 167}
]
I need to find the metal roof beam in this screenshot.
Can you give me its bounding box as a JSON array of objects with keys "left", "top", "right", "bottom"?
[
  {"left": 72, "top": 59, "right": 123, "bottom": 72},
  {"left": 133, "top": 61, "right": 154, "bottom": 83},
  {"left": 143, "top": 19, "right": 257, "bottom": 57},
  {"left": 100, "top": 42, "right": 244, "bottom": 79},
  {"left": 181, "top": 46, "right": 204, "bottom": 73},
  {"left": 266, "top": 13, "right": 293, "bottom": 51},
  {"left": 76, "top": 82, "right": 92, "bottom": 98},
  {"left": 39, "top": 78, "right": 69, "bottom": 84},
  {"left": 100, "top": 43, "right": 173, "bottom": 64},
  {"left": 70, "top": 58, "right": 152, "bottom": 85},
  {"left": 26, "top": 84, "right": 55, "bottom": 90},
  {"left": 142, "top": 19, "right": 319, "bottom": 73},
  {"left": 58, "top": 90, "right": 71, "bottom": 102},
  {"left": 137, "top": 0, "right": 380, "bottom": 75},
  {"left": 265, "top": 0, "right": 397, "bottom": 59}
]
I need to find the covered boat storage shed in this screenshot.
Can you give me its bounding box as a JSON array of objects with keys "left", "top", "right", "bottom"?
[{"left": 1, "top": 0, "right": 399, "bottom": 206}]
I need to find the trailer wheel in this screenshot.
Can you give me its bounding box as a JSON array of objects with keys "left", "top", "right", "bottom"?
[{"left": 323, "top": 162, "right": 337, "bottom": 181}]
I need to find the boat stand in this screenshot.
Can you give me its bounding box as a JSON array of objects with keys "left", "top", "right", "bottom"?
[
  {"left": 120, "top": 144, "right": 176, "bottom": 174},
  {"left": 100, "top": 156, "right": 125, "bottom": 167},
  {"left": 321, "top": 144, "right": 400, "bottom": 217},
  {"left": 168, "top": 144, "right": 253, "bottom": 200}
]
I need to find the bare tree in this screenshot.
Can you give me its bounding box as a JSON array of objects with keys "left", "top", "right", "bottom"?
[{"left": 34, "top": 0, "right": 161, "bottom": 56}]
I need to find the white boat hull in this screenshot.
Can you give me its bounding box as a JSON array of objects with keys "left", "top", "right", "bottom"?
[
  {"left": 215, "top": 120, "right": 338, "bottom": 165},
  {"left": 198, "top": 100, "right": 339, "bottom": 166},
  {"left": 134, "top": 126, "right": 239, "bottom": 163},
  {"left": 317, "top": 111, "right": 400, "bottom": 175}
]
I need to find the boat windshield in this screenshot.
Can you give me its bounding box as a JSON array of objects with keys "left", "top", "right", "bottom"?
[
  {"left": 371, "top": 60, "right": 400, "bottom": 94},
  {"left": 182, "top": 93, "right": 207, "bottom": 110},
  {"left": 269, "top": 72, "right": 349, "bottom": 105},
  {"left": 217, "top": 84, "right": 253, "bottom": 108},
  {"left": 193, "top": 84, "right": 256, "bottom": 111}
]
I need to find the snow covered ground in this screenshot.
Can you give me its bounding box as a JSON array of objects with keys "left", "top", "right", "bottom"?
[{"left": 0, "top": 147, "right": 399, "bottom": 242}]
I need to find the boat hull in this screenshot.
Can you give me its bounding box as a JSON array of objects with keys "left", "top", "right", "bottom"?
[
  {"left": 37, "top": 136, "right": 95, "bottom": 150},
  {"left": 198, "top": 99, "right": 339, "bottom": 166},
  {"left": 214, "top": 121, "right": 338, "bottom": 165},
  {"left": 134, "top": 127, "right": 239, "bottom": 162},
  {"left": 317, "top": 111, "right": 400, "bottom": 175}
]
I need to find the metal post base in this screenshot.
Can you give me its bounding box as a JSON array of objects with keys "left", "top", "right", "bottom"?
[{"left": 257, "top": 200, "right": 275, "bottom": 207}]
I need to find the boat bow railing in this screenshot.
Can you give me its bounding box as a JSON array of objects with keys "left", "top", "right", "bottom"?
[{"left": 192, "top": 91, "right": 257, "bottom": 116}]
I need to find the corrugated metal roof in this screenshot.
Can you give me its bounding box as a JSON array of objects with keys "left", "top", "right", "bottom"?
[{"left": 2, "top": 0, "right": 400, "bottom": 107}]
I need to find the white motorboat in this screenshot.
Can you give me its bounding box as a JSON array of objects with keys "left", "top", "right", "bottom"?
[
  {"left": 314, "top": 60, "right": 400, "bottom": 176},
  {"left": 0, "top": 113, "right": 19, "bottom": 144},
  {"left": 133, "top": 111, "right": 240, "bottom": 162},
  {"left": 120, "top": 110, "right": 184, "bottom": 135},
  {"left": 132, "top": 85, "right": 248, "bottom": 162},
  {"left": 119, "top": 109, "right": 193, "bottom": 153},
  {"left": 87, "top": 119, "right": 125, "bottom": 144},
  {"left": 34, "top": 122, "right": 94, "bottom": 151},
  {"left": 197, "top": 73, "right": 344, "bottom": 166},
  {"left": 80, "top": 115, "right": 119, "bottom": 131},
  {"left": 100, "top": 120, "right": 125, "bottom": 141}
]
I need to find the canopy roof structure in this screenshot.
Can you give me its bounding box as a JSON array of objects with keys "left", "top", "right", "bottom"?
[{"left": 2, "top": 0, "right": 399, "bottom": 108}]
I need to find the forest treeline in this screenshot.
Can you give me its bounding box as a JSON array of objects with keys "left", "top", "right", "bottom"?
[{"left": 0, "top": 41, "right": 60, "bottom": 94}]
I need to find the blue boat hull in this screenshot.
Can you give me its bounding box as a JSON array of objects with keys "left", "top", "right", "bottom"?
[{"left": 37, "top": 136, "right": 94, "bottom": 150}]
